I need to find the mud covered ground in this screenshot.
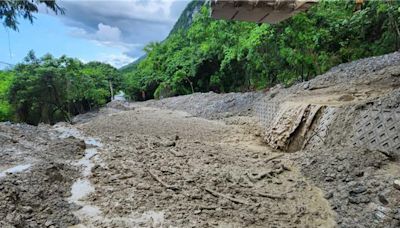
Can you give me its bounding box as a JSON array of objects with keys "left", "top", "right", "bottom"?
[
  {"left": 76, "top": 108, "right": 335, "bottom": 227},
  {"left": 0, "top": 123, "right": 85, "bottom": 227},
  {"left": 1, "top": 108, "right": 337, "bottom": 228}
]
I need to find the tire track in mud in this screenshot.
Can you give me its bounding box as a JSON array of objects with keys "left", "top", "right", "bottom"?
[{"left": 74, "top": 107, "right": 336, "bottom": 227}]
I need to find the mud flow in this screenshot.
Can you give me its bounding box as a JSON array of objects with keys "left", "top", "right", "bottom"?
[
  {"left": 75, "top": 107, "right": 335, "bottom": 227},
  {"left": 1, "top": 52, "right": 400, "bottom": 227}
]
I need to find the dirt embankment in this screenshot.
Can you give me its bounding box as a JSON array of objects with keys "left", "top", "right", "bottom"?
[{"left": 254, "top": 52, "right": 400, "bottom": 228}]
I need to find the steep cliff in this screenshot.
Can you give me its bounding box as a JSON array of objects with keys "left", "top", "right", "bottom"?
[{"left": 120, "top": 0, "right": 205, "bottom": 72}]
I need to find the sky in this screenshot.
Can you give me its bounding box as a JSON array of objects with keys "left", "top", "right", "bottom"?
[{"left": 0, "top": 0, "right": 189, "bottom": 69}]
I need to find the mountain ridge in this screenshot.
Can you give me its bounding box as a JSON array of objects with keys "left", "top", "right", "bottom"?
[{"left": 119, "top": 0, "right": 205, "bottom": 72}]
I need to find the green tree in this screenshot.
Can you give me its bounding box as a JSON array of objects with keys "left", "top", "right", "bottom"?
[
  {"left": 7, "top": 51, "right": 122, "bottom": 125},
  {"left": 122, "top": 0, "right": 400, "bottom": 100},
  {"left": 0, "top": 70, "right": 14, "bottom": 121},
  {"left": 0, "top": 0, "right": 64, "bottom": 30}
]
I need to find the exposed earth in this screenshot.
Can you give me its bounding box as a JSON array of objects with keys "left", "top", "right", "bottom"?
[{"left": 1, "top": 52, "right": 400, "bottom": 227}]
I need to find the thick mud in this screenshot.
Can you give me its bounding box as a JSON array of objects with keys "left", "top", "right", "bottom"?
[
  {"left": 77, "top": 107, "right": 335, "bottom": 227},
  {"left": 0, "top": 123, "right": 83, "bottom": 227}
]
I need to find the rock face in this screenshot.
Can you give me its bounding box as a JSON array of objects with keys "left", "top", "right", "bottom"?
[
  {"left": 120, "top": 0, "right": 205, "bottom": 71},
  {"left": 169, "top": 0, "right": 205, "bottom": 35}
]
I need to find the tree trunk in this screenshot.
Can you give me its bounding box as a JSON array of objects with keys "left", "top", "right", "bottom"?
[
  {"left": 187, "top": 78, "right": 195, "bottom": 94},
  {"left": 109, "top": 80, "right": 114, "bottom": 100}
]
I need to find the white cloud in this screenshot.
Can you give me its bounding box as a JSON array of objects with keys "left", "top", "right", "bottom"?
[
  {"left": 98, "top": 53, "right": 138, "bottom": 68},
  {"left": 95, "top": 23, "right": 121, "bottom": 42},
  {"left": 56, "top": 0, "right": 189, "bottom": 59},
  {"left": 40, "top": 0, "right": 189, "bottom": 66},
  {"left": 69, "top": 23, "right": 136, "bottom": 51}
]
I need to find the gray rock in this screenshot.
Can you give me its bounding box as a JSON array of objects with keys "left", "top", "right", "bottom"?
[
  {"left": 324, "top": 191, "right": 333, "bottom": 199},
  {"left": 348, "top": 195, "right": 370, "bottom": 204},
  {"left": 303, "top": 82, "right": 310, "bottom": 90},
  {"left": 349, "top": 184, "right": 367, "bottom": 195},
  {"left": 393, "top": 180, "right": 400, "bottom": 190},
  {"left": 378, "top": 192, "right": 389, "bottom": 205},
  {"left": 337, "top": 165, "right": 345, "bottom": 172},
  {"left": 394, "top": 208, "right": 400, "bottom": 220},
  {"left": 44, "top": 220, "right": 53, "bottom": 227},
  {"left": 21, "top": 206, "right": 33, "bottom": 213}
]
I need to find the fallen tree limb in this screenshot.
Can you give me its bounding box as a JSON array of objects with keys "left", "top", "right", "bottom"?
[
  {"left": 204, "top": 187, "right": 252, "bottom": 205},
  {"left": 147, "top": 169, "right": 180, "bottom": 191},
  {"left": 257, "top": 192, "right": 287, "bottom": 200},
  {"left": 265, "top": 154, "right": 284, "bottom": 163},
  {"left": 195, "top": 205, "right": 233, "bottom": 210},
  {"left": 169, "top": 149, "right": 185, "bottom": 157},
  {"left": 246, "top": 171, "right": 273, "bottom": 183}
]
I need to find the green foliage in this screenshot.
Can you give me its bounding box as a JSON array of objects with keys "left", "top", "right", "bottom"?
[
  {"left": 0, "top": 0, "right": 64, "bottom": 30},
  {"left": 6, "top": 51, "right": 121, "bottom": 125},
  {"left": 123, "top": 0, "right": 400, "bottom": 100},
  {"left": 0, "top": 70, "right": 14, "bottom": 121}
]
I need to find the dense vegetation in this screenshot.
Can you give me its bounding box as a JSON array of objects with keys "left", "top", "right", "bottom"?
[
  {"left": 0, "top": 51, "right": 121, "bottom": 125},
  {"left": 0, "top": 70, "right": 14, "bottom": 121},
  {"left": 122, "top": 0, "right": 400, "bottom": 100}
]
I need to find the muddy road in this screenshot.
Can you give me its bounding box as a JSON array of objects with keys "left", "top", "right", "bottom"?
[
  {"left": 0, "top": 106, "right": 335, "bottom": 227},
  {"left": 60, "top": 106, "right": 334, "bottom": 227}
]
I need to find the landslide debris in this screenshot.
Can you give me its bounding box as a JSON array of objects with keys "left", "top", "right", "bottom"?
[
  {"left": 134, "top": 51, "right": 400, "bottom": 227},
  {"left": 78, "top": 107, "right": 335, "bottom": 227},
  {"left": 142, "top": 91, "right": 263, "bottom": 119},
  {"left": 0, "top": 123, "right": 84, "bottom": 228},
  {"left": 1, "top": 51, "right": 399, "bottom": 228}
]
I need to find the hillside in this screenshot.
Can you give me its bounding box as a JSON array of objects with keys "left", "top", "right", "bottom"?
[
  {"left": 121, "top": 0, "right": 400, "bottom": 101},
  {"left": 118, "top": 54, "right": 146, "bottom": 74},
  {"left": 168, "top": 0, "right": 205, "bottom": 36},
  {"left": 119, "top": 0, "right": 205, "bottom": 74}
]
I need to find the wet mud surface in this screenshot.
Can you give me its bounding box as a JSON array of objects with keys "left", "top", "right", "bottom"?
[
  {"left": 0, "top": 123, "right": 83, "bottom": 228},
  {"left": 77, "top": 107, "right": 335, "bottom": 227}
]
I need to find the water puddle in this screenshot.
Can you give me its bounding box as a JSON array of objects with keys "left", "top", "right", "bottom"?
[
  {"left": 76, "top": 148, "right": 97, "bottom": 177},
  {"left": 68, "top": 179, "right": 95, "bottom": 202},
  {"left": 0, "top": 164, "right": 32, "bottom": 178},
  {"left": 85, "top": 138, "right": 103, "bottom": 148},
  {"left": 54, "top": 125, "right": 82, "bottom": 139},
  {"left": 53, "top": 124, "right": 104, "bottom": 223}
]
